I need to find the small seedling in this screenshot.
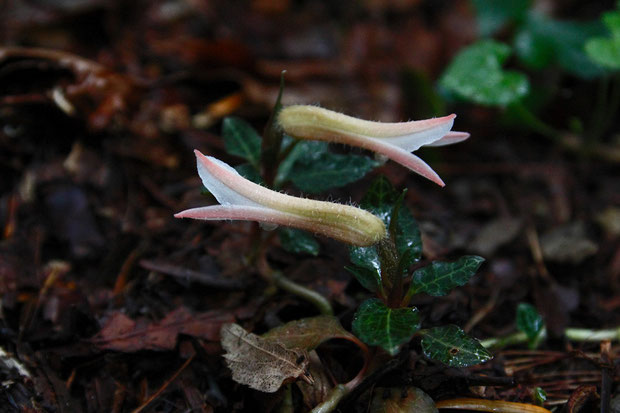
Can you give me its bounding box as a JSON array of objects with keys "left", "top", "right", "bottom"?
[{"left": 175, "top": 75, "right": 490, "bottom": 410}]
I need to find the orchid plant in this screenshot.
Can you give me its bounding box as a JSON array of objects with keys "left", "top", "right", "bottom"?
[{"left": 175, "top": 77, "right": 492, "bottom": 410}]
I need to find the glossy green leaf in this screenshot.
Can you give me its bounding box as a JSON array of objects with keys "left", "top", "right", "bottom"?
[
  {"left": 514, "top": 12, "right": 605, "bottom": 78},
  {"left": 345, "top": 265, "right": 381, "bottom": 293},
  {"left": 222, "top": 117, "right": 262, "bottom": 167},
  {"left": 516, "top": 302, "right": 544, "bottom": 348},
  {"left": 420, "top": 325, "right": 492, "bottom": 367},
  {"left": 278, "top": 228, "right": 320, "bottom": 256},
  {"left": 263, "top": 315, "right": 357, "bottom": 350},
  {"left": 409, "top": 256, "right": 485, "bottom": 297},
  {"left": 234, "top": 163, "right": 263, "bottom": 184},
  {"left": 286, "top": 142, "right": 380, "bottom": 193},
  {"left": 359, "top": 177, "right": 422, "bottom": 265},
  {"left": 352, "top": 298, "right": 420, "bottom": 355},
  {"left": 471, "top": 0, "right": 531, "bottom": 37},
  {"left": 533, "top": 387, "right": 547, "bottom": 406},
  {"left": 348, "top": 177, "right": 422, "bottom": 292},
  {"left": 585, "top": 8, "right": 620, "bottom": 70},
  {"left": 440, "top": 39, "right": 529, "bottom": 106}
]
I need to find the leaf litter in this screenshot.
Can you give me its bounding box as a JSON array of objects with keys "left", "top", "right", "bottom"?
[{"left": 220, "top": 323, "right": 313, "bottom": 392}]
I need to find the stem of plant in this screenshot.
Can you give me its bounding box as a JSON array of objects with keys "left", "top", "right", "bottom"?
[
  {"left": 480, "top": 327, "right": 620, "bottom": 350},
  {"left": 271, "top": 270, "right": 334, "bottom": 315},
  {"left": 310, "top": 384, "right": 348, "bottom": 413},
  {"left": 254, "top": 238, "right": 334, "bottom": 315},
  {"left": 378, "top": 238, "right": 402, "bottom": 308},
  {"left": 509, "top": 102, "right": 561, "bottom": 141},
  {"left": 261, "top": 70, "right": 286, "bottom": 187}
]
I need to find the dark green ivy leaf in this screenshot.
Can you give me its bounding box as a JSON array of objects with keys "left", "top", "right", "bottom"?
[
  {"left": 516, "top": 302, "right": 545, "bottom": 348},
  {"left": 222, "top": 117, "right": 262, "bottom": 167},
  {"left": 471, "top": 0, "right": 531, "bottom": 37},
  {"left": 514, "top": 12, "right": 606, "bottom": 78},
  {"left": 345, "top": 265, "right": 381, "bottom": 293},
  {"left": 285, "top": 142, "right": 380, "bottom": 194},
  {"left": 352, "top": 298, "right": 420, "bottom": 355},
  {"left": 585, "top": 7, "right": 620, "bottom": 70},
  {"left": 420, "top": 325, "right": 492, "bottom": 367},
  {"left": 409, "top": 256, "right": 484, "bottom": 297},
  {"left": 440, "top": 39, "right": 529, "bottom": 106},
  {"left": 348, "top": 177, "right": 422, "bottom": 291},
  {"left": 278, "top": 228, "right": 320, "bottom": 256}
]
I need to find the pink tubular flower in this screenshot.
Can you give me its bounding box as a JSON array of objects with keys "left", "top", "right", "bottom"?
[
  {"left": 278, "top": 105, "right": 469, "bottom": 186},
  {"left": 175, "top": 150, "right": 387, "bottom": 246}
]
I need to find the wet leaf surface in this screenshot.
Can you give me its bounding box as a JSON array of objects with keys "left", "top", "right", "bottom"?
[
  {"left": 409, "top": 255, "right": 484, "bottom": 297},
  {"left": 285, "top": 141, "right": 380, "bottom": 193},
  {"left": 278, "top": 228, "right": 320, "bottom": 256},
  {"left": 420, "top": 325, "right": 492, "bottom": 367},
  {"left": 352, "top": 298, "right": 420, "bottom": 355}
]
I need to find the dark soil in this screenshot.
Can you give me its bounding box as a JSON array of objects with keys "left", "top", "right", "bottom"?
[{"left": 0, "top": 1, "right": 618, "bottom": 412}]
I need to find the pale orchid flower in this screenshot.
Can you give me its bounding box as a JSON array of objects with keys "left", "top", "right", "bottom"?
[
  {"left": 278, "top": 105, "right": 469, "bottom": 186},
  {"left": 175, "top": 150, "right": 386, "bottom": 246}
]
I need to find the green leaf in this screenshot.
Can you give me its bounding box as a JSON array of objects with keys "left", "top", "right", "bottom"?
[
  {"left": 420, "top": 325, "right": 492, "bottom": 367},
  {"left": 514, "top": 12, "right": 606, "bottom": 78},
  {"left": 348, "top": 177, "right": 422, "bottom": 292},
  {"left": 262, "top": 315, "right": 357, "bottom": 350},
  {"left": 516, "top": 302, "right": 545, "bottom": 348},
  {"left": 440, "top": 39, "right": 530, "bottom": 106},
  {"left": 409, "top": 256, "right": 485, "bottom": 297},
  {"left": 222, "top": 117, "right": 262, "bottom": 167},
  {"left": 471, "top": 0, "right": 531, "bottom": 37},
  {"left": 234, "top": 163, "right": 263, "bottom": 184},
  {"left": 349, "top": 176, "right": 422, "bottom": 291},
  {"left": 360, "top": 176, "right": 422, "bottom": 266},
  {"left": 585, "top": 8, "right": 620, "bottom": 70},
  {"left": 278, "top": 228, "right": 320, "bottom": 256},
  {"left": 286, "top": 142, "right": 380, "bottom": 193},
  {"left": 345, "top": 265, "right": 381, "bottom": 293},
  {"left": 352, "top": 298, "right": 420, "bottom": 355},
  {"left": 533, "top": 387, "right": 547, "bottom": 406}
]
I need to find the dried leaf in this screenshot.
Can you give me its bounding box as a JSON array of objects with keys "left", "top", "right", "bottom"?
[
  {"left": 91, "top": 307, "right": 234, "bottom": 352},
  {"left": 370, "top": 387, "right": 438, "bottom": 413},
  {"left": 221, "top": 323, "right": 312, "bottom": 393},
  {"left": 296, "top": 351, "right": 332, "bottom": 409},
  {"left": 262, "top": 315, "right": 358, "bottom": 350}
]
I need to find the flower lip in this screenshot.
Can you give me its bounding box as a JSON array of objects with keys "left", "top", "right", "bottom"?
[
  {"left": 174, "top": 150, "right": 387, "bottom": 246},
  {"left": 278, "top": 105, "right": 469, "bottom": 186}
]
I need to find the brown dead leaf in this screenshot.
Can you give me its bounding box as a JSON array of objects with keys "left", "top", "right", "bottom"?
[
  {"left": 220, "top": 323, "right": 312, "bottom": 393},
  {"left": 296, "top": 351, "right": 332, "bottom": 409},
  {"left": 262, "top": 315, "right": 359, "bottom": 351},
  {"left": 91, "top": 307, "right": 234, "bottom": 352},
  {"left": 370, "top": 387, "right": 438, "bottom": 413}
]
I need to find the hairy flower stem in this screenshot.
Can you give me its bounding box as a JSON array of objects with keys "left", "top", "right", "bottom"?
[{"left": 377, "top": 231, "right": 402, "bottom": 308}]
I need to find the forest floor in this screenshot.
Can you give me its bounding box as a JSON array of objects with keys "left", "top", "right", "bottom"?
[{"left": 0, "top": 1, "right": 618, "bottom": 412}]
